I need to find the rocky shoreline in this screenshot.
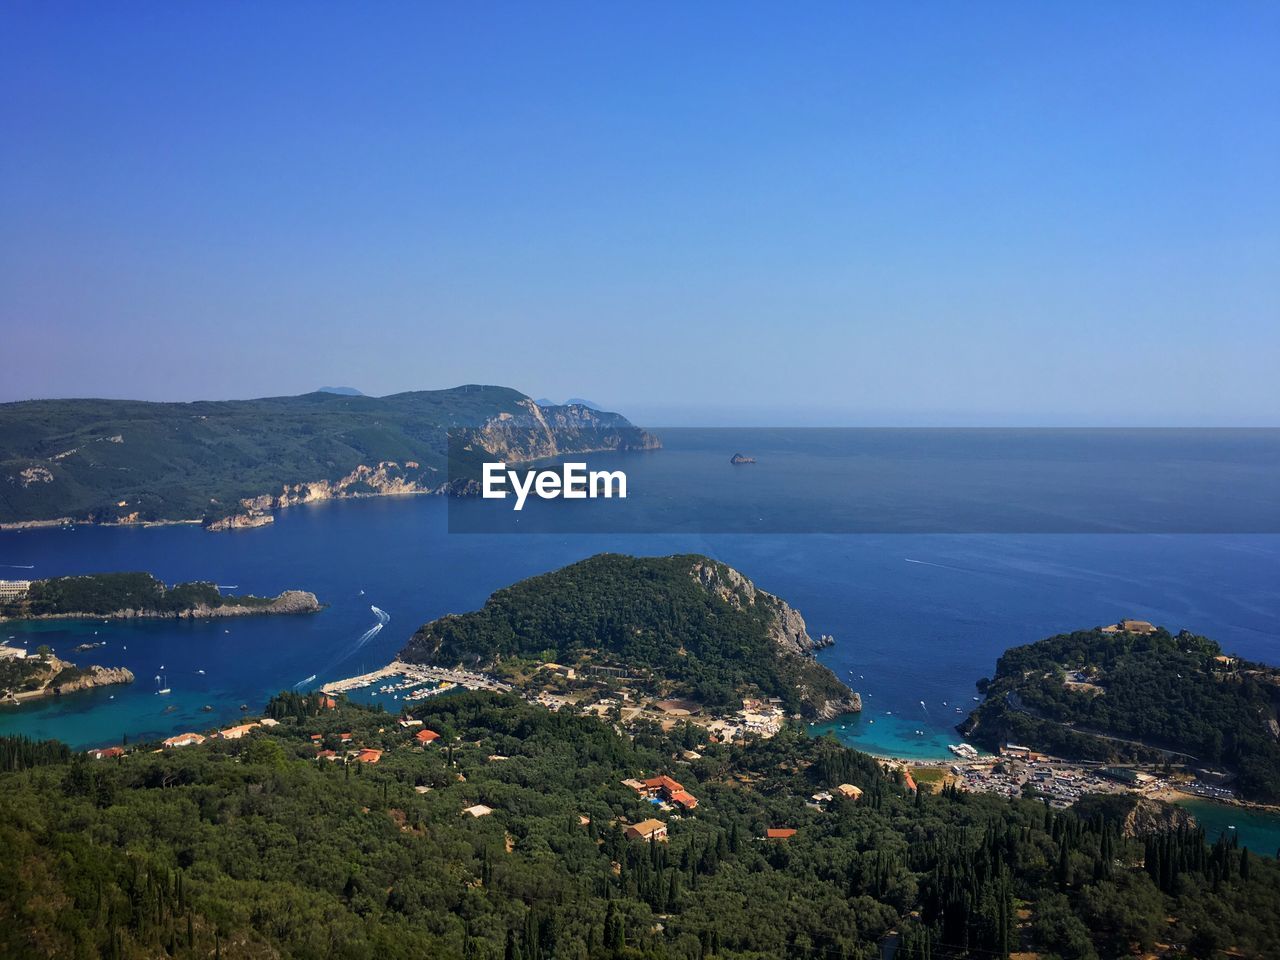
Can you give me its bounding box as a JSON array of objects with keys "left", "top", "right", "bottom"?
[
  {"left": 1, "top": 654, "right": 135, "bottom": 706},
  {"left": 2, "top": 397, "right": 661, "bottom": 533},
  {"left": 0, "top": 589, "right": 323, "bottom": 623}
]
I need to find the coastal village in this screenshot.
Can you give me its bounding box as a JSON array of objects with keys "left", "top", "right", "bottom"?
[
  {"left": 0, "top": 597, "right": 1249, "bottom": 843},
  {"left": 60, "top": 630, "right": 1258, "bottom": 848},
  {"left": 5, "top": 595, "right": 1264, "bottom": 837}
]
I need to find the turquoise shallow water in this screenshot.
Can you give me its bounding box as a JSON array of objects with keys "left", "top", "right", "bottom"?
[
  {"left": 1176, "top": 799, "right": 1280, "bottom": 859},
  {"left": 811, "top": 711, "right": 982, "bottom": 762}
]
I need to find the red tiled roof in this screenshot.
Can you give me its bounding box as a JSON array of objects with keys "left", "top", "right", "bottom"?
[
  {"left": 415, "top": 729, "right": 440, "bottom": 743},
  {"left": 670, "top": 790, "right": 698, "bottom": 809},
  {"left": 356, "top": 749, "right": 382, "bottom": 764},
  {"left": 644, "top": 775, "right": 684, "bottom": 793},
  {"left": 766, "top": 828, "right": 797, "bottom": 839}
]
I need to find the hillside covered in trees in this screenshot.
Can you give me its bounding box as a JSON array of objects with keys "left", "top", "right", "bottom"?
[
  {"left": 962, "top": 627, "right": 1280, "bottom": 803},
  {"left": 2, "top": 691, "right": 1278, "bottom": 959},
  {"left": 0, "top": 387, "right": 657, "bottom": 526},
  {"left": 399, "top": 554, "right": 859, "bottom": 718}
]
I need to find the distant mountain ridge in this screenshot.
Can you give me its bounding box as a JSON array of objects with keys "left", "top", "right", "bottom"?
[
  {"left": 0, "top": 387, "right": 659, "bottom": 529},
  {"left": 315, "top": 386, "right": 364, "bottom": 396}
]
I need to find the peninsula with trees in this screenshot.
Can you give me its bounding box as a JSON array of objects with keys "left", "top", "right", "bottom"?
[
  {"left": 0, "top": 572, "right": 322, "bottom": 621},
  {"left": 0, "top": 386, "right": 659, "bottom": 530},
  {"left": 0, "top": 646, "right": 134, "bottom": 706},
  {"left": 398, "top": 553, "right": 861, "bottom": 721},
  {"left": 961, "top": 623, "right": 1280, "bottom": 804}
]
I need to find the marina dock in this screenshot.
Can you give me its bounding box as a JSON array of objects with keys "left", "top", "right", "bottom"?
[{"left": 321, "top": 660, "right": 511, "bottom": 697}]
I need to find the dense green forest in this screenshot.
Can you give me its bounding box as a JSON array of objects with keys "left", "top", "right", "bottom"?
[
  {"left": 399, "top": 554, "right": 854, "bottom": 716},
  {"left": 963, "top": 627, "right": 1280, "bottom": 803},
  {"left": 0, "top": 572, "right": 306, "bottom": 618},
  {"left": 0, "top": 388, "right": 656, "bottom": 525},
  {"left": 2, "top": 692, "right": 1278, "bottom": 958}
]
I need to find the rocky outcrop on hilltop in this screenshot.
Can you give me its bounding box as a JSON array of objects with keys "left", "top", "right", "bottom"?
[
  {"left": 209, "top": 401, "right": 659, "bottom": 528},
  {"left": 692, "top": 560, "right": 823, "bottom": 657},
  {"left": 464, "top": 400, "right": 660, "bottom": 465},
  {"left": 690, "top": 559, "right": 861, "bottom": 718}
]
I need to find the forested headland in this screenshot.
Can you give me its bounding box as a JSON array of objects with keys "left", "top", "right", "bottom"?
[
  {"left": 0, "top": 388, "right": 658, "bottom": 526},
  {"left": 0, "top": 572, "right": 321, "bottom": 620},
  {"left": 399, "top": 554, "right": 858, "bottom": 718},
  {"left": 962, "top": 627, "right": 1280, "bottom": 803}
]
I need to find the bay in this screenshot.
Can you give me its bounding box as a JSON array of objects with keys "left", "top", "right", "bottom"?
[{"left": 2, "top": 429, "right": 1278, "bottom": 846}]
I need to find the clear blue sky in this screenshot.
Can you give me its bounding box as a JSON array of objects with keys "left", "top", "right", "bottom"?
[{"left": 2, "top": 3, "right": 1277, "bottom": 424}]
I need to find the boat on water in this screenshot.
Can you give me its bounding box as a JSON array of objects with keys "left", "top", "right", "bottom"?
[{"left": 155, "top": 674, "right": 171, "bottom": 695}]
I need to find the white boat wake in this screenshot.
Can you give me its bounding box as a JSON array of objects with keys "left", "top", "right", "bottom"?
[
  {"left": 313, "top": 605, "right": 393, "bottom": 680},
  {"left": 350, "top": 606, "right": 392, "bottom": 651}
]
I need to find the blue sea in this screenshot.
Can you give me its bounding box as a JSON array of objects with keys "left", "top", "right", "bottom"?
[{"left": 2, "top": 428, "right": 1279, "bottom": 845}]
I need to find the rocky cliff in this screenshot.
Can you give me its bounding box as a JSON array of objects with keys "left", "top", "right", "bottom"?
[
  {"left": 207, "top": 400, "right": 659, "bottom": 529},
  {"left": 0, "top": 387, "right": 660, "bottom": 529},
  {"left": 1, "top": 654, "right": 135, "bottom": 705},
  {"left": 1071, "top": 794, "right": 1197, "bottom": 837},
  {"left": 690, "top": 559, "right": 861, "bottom": 719},
  {"left": 469, "top": 400, "right": 660, "bottom": 461},
  {"left": 399, "top": 553, "right": 859, "bottom": 720},
  {"left": 54, "top": 664, "right": 136, "bottom": 697},
  {"left": 3, "top": 587, "right": 322, "bottom": 622}
]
